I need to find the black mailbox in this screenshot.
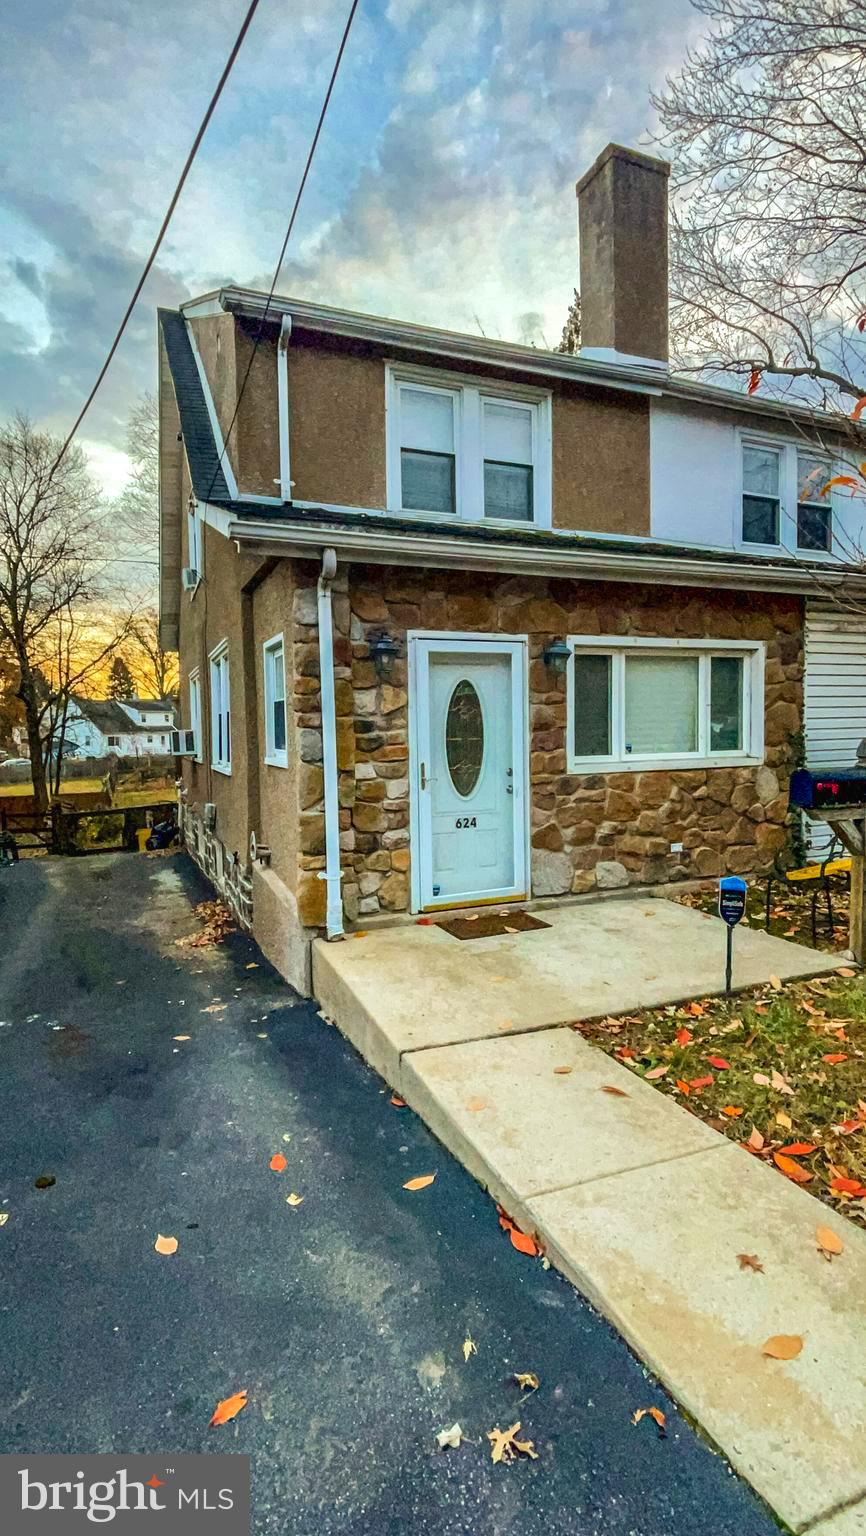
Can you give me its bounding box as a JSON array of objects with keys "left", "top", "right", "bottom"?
[{"left": 789, "top": 768, "right": 866, "bottom": 811}]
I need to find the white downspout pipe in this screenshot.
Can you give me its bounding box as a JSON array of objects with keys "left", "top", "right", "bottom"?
[
  {"left": 317, "top": 547, "right": 344, "bottom": 939},
  {"left": 277, "top": 314, "right": 292, "bottom": 502}
]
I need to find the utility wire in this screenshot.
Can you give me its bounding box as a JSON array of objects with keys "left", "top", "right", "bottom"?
[
  {"left": 202, "top": 0, "right": 361, "bottom": 507},
  {"left": 49, "top": 0, "right": 264, "bottom": 480}
]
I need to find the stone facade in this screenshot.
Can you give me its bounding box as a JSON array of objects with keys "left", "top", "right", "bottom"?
[{"left": 290, "top": 566, "right": 802, "bottom": 924}]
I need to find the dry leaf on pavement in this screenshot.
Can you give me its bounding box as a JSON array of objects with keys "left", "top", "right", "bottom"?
[
  {"left": 403, "top": 1174, "right": 436, "bottom": 1191},
  {"left": 487, "top": 1422, "right": 538, "bottom": 1464},
  {"left": 173, "top": 1035, "right": 191, "bottom": 1042},
  {"left": 632, "top": 1407, "right": 667, "bottom": 1436},
  {"left": 601, "top": 1084, "right": 629, "bottom": 1097},
  {"left": 513, "top": 1372, "right": 540, "bottom": 1391},
  {"left": 154, "top": 1234, "right": 178, "bottom": 1256},
  {"left": 0, "top": 1213, "right": 8, "bottom": 1228},
  {"left": 209, "top": 1389, "right": 248, "bottom": 1427},
  {"left": 509, "top": 1228, "right": 539, "bottom": 1256},
  {"left": 463, "top": 1336, "right": 477, "bottom": 1362},
  {"left": 390, "top": 1095, "right": 406, "bottom": 1107},
  {"left": 736, "top": 1253, "right": 764, "bottom": 1273},
  {"left": 285, "top": 1193, "right": 304, "bottom": 1207},
  {"left": 269, "top": 1153, "right": 287, "bottom": 1173},
  {"left": 466, "top": 1097, "right": 488, "bottom": 1112},
  {"left": 762, "top": 1335, "right": 803, "bottom": 1360},
  {"left": 816, "top": 1225, "right": 844, "bottom": 1260},
  {"left": 553, "top": 1065, "right": 573, "bottom": 1075},
  {"left": 437, "top": 1423, "right": 464, "bottom": 1450}
]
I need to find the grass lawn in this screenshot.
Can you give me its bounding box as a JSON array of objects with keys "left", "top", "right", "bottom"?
[{"left": 577, "top": 885, "right": 866, "bottom": 1226}]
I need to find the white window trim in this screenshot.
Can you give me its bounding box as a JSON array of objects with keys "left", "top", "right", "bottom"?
[
  {"left": 385, "top": 362, "right": 552, "bottom": 529},
  {"left": 262, "top": 632, "right": 288, "bottom": 768},
  {"left": 737, "top": 430, "right": 837, "bottom": 561},
  {"left": 209, "top": 641, "right": 231, "bottom": 775},
  {"left": 186, "top": 502, "right": 204, "bottom": 592},
  {"left": 566, "top": 635, "right": 765, "bottom": 774},
  {"left": 189, "top": 669, "right": 202, "bottom": 763}
]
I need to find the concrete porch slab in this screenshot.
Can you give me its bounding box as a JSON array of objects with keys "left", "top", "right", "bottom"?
[
  {"left": 313, "top": 898, "right": 847, "bottom": 1084},
  {"left": 399, "top": 1026, "right": 722, "bottom": 1218},
  {"left": 810, "top": 1504, "right": 866, "bottom": 1535},
  {"left": 527, "top": 1144, "right": 866, "bottom": 1534}
]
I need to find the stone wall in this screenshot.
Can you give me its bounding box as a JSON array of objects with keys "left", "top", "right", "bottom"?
[{"left": 291, "top": 564, "right": 802, "bottom": 923}]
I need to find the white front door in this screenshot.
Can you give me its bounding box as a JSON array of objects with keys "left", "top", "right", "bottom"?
[{"left": 412, "top": 637, "right": 527, "bottom": 909}]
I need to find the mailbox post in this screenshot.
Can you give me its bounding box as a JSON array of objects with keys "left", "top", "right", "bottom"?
[{"left": 788, "top": 740, "right": 866, "bottom": 965}]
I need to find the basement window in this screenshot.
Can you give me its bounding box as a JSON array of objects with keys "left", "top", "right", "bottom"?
[
  {"left": 567, "top": 637, "right": 764, "bottom": 773},
  {"left": 263, "top": 633, "right": 287, "bottom": 768}
]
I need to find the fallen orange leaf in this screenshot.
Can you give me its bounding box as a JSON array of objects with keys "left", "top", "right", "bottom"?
[
  {"left": 466, "top": 1096, "right": 488, "bottom": 1112},
  {"left": 687, "top": 1001, "right": 705, "bottom": 1017},
  {"left": 837, "top": 967, "right": 857, "bottom": 978},
  {"left": 816, "top": 1225, "right": 844, "bottom": 1260},
  {"left": 706, "top": 1056, "right": 731, "bottom": 1070},
  {"left": 645, "top": 1065, "right": 669, "bottom": 1081},
  {"left": 831, "top": 1176, "right": 866, "bottom": 1196},
  {"left": 721, "top": 1105, "right": 744, "bottom": 1118},
  {"left": 823, "top": 1053, "right": 848, "bottom": 1065},
  {"left": 390, "top": 1095, "right": 406, "bottom": 1107},
  {"left": 209, "top": 1389, "right": 248, "bottom": 1427},
  {"left": 675, "top": 1078, "right": 691, "bottom": 1095},
  {"left": 773, "top": 1152, "right": 813, "bottom": 1183},
  {"left": 762, "top": 1335, "right": 803, "bottom": 1361},
  {"left": 403, "top": 1174, "right": 436, "bottom": 1191},
  {"left": 509, "top": 1228, "right": 539, "bottom": 1257},
  {"left": 632, "top": 1406, "right": 667, "bottom": 1434},
  {"left": 690, "top": 1075, "right": 714, "bottom": 1090},
  {"left": 736, "top": 1253, "right": 763, "bottom": 1272},
  {"left": 553, "top": 1065, "right": 573, "bottom": 1075},
  {"left": 154, "top": 1234, "right": 178, "bottom": 1256},
  {"left": 269, "top": 1153, "right": 287, "bottom": 1173},
  {"left": 675, "top": 1027, "right": 693, "bottom": 1047},
  {"left": 747, "top": 1127, "right": 765, "bottom": 1151},
  {"left": 778, "top": 1142, "right": 817, "bottom": 1156}
]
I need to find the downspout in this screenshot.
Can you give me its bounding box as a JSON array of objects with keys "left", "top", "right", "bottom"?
[
  {"left": 317, "top": 547, "right": 344, "bottom": 939},
  {"left": 277, "top": 314, "right": 292, "bottom": 503}
]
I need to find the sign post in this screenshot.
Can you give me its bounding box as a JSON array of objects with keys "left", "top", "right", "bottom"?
[{"left": 718, "top": 876, "right": 747, "bottom": 994}]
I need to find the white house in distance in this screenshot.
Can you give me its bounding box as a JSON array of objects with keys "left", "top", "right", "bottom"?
[{"left": 64, "top": 697, "right": 177, "bottom": 758}]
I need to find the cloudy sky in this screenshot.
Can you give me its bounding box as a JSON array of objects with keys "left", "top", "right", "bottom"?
[{"left": 1, "top": 0, "right": 704, "bottom": 495}]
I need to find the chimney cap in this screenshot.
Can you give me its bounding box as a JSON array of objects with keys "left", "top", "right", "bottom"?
[{"left": 576, "top": 142, "right": 670, "bottom": 198}]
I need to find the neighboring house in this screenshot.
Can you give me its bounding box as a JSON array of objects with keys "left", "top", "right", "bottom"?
[
  {"left": 64, "top": 697, "right": 176, "bottom": 758},
  {"left": 157, "top": 141, "right": 866, "bottom": 994}
]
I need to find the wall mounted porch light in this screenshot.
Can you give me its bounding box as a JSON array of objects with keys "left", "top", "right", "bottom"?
[
  {"left": 542, "top": 638, "right": 571, "bottom": 673},
  {"left": 368, "top": 632, "right": 401, "bottom": 677}
]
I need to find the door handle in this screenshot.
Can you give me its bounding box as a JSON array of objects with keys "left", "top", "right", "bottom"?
[{"left": 420, "top": 762, "right": 428, "bottom": 791}]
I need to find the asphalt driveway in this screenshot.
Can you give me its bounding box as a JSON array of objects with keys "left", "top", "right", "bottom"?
[{"left": 0, "top": 852, "right": 780, "bottom": 1535}]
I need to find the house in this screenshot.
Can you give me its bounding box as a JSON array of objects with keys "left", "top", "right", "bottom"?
[
  {"left": 64, "top": 697, "right": 176, "bottom": 758},
  {"left": 157, "top": 141, "right": 866, "bottom": 994}
]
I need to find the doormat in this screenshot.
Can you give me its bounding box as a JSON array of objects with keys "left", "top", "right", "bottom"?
[{"left": 436, "top": 911, "right": 551, "bottom": 941}]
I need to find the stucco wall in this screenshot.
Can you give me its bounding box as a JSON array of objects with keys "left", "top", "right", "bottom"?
[{"left": 251, "top": 560, "right": 297, "bottom": 886}]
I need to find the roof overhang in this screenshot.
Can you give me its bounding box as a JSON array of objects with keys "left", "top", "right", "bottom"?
[
  {"left": 215, "top": 505, "right": 865, "bottom": 597},
  {"left": 181, "top": 287, "right": 856, "bottom": 434}
]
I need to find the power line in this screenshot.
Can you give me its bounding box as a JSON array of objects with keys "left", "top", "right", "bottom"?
[
  {"left": 202, "top": 0, "right": 361, "bottom": 506},
  {"left": 49, "top": 0, "right": 264, "bottom": 480}
]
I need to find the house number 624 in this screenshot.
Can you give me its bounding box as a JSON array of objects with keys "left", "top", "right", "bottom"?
[{"left": 454, "top": 816, "right": 477, "bottom": 829}]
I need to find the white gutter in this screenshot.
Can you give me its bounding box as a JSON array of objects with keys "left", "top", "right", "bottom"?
[
  {"left": 316, "top": 547, "right": 343, "bottom": 940},
  {"left": 276, "top": 315, "right": 292, "bottom": 502},
  {"left": 221, "top": 509, "right": 866, "bottom": 597}
]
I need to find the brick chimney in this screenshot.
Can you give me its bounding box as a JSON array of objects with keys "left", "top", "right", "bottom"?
[{"left": 575, "top": 143, "right": 671, "bottom": 369}]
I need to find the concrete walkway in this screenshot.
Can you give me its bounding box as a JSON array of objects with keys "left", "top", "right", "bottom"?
[{"left": 313, "top": 900, "right": 866, "bottom": 1533}]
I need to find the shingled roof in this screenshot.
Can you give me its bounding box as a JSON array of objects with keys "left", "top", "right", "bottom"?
[
  {"left": 158, "top": 309, "right": 231, "bottom": 502},
  {"left": 71, "top": 699, "right": 152, "bottom": 736}
]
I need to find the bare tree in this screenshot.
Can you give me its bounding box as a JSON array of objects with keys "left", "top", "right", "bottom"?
[
  {"left": 114, "top": 392, "right": 159, "bottom": 556},
  {"left": 0, "top": 415, "right": 130, "bottom": 810},
  {"left": 653, "top": 0, "right": 866, "bottom": 406},
  {"left": 126, "top": 608, "right": 178, "bottom": 700}
]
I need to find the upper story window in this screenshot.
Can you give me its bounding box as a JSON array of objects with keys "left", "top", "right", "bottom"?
[
  {"left": 209, "top": 642, "right": 231, "bottom": 774},
  {"left": 567, "top": 636, "right": 764, "bottom": 773},
  {"left": 263, "top": 634, "right": 287, "bottom": 768},
  {"left": 387, "top": 366, "right": 551, "bottom": 527},
  {"left": 742, "top": 444, "right": 781, "bottom": 546},
  {"left": 740, "top": 435, "right": 836, "bottom": 556},
  {"left": 796, "top": 452, "right": 832, "bottom": 552}
]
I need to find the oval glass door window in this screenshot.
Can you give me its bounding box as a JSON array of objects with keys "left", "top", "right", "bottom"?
[{"left": 446, "top": 680, "right": 484, "bottom": 797}]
